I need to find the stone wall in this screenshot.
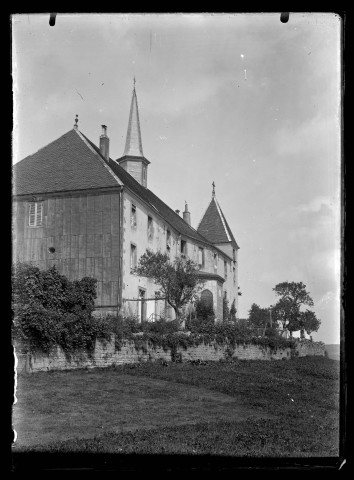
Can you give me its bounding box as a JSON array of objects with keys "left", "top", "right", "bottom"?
[{"left": 14, "top": 336, "right": 326, "bottom": 374}]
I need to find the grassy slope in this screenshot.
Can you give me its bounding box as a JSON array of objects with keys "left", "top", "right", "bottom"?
[{"left": 13, "top": 357, "right": 340, "bottom": 457}]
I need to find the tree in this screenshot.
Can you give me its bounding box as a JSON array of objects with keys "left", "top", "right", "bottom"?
[
  {"left": 133, "top": 249, "right": 204, "bottom": 325},
  {"left": 299, "top": 309, "right": 321, "bottom": 337},
  {"left": 248, "top": 303, "right": 270, "bottom": 333},
  {"left": 272, "top": 282, "right": 318, "bottom": 336},
  {"left": 223, "top": 296, "right": 230, "bottom": 321},
  {"left": 195, "top": 297, "right": 215, "bottom": 321},
  {"left": 230, "top": 299, "right": 237, "bottom": 321}
]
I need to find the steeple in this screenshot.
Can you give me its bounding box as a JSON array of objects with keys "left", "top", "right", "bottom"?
[
  {"left": 116, "top": 80, "right": 150, "bottom": 188},
  {"left": 123, "top": 79, "right": 144, "bottom": 157}
]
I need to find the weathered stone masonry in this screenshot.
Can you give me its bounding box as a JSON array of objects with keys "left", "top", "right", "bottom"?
[{"left": 14, "top": 337, "right": 326, "bottom": 374}]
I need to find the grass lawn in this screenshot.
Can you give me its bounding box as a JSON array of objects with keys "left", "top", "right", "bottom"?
[{"left": 12, "top": 356, "right": 340, "bottom": 458}]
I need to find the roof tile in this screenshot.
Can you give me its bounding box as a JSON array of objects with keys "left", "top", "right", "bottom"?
[
  {"left": 197, "top": 197, "right": 238, "bottom": 247},
  {"left": 13, "top": 129, "right": 119, "bottom": 195}
]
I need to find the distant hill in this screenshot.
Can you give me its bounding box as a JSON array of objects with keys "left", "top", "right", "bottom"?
[{"left": 325, "top": 344, "right": 340, "bottom": 360}]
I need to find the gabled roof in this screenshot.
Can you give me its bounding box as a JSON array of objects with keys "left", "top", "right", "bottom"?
[
  {"left": 13, "top": 126, "right": 234, "bottom": 259},
  {"left": 197, "top": 197, "right": 239, "bottom": 248},
  {"left": 13, "top": 129, "right": 120, "bottom": 196},
  {"left": 81, "top": 133, "right": 212, "bottom": 245}
]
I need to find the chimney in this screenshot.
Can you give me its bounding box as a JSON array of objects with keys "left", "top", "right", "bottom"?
[
  {"left": 99, "top": 125, "right": 110, "bottom": 161},
  {"left": 175, "top": 209, "right": 180, "bottom": 215},
  {"left": 183, "top": 202, "right": 191, "bottom": 225}
]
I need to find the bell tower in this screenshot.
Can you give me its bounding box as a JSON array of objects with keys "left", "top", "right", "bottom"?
[{"left": 116, "top": 79, "right": 150, "bottom": 187}]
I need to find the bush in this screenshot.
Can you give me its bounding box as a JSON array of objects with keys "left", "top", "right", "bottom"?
[
  {"left": 12, "top": 262, "right": 106, "bottom": 356},
  {"left": 141, "top": 318, "right": 179, "bottom": 335},
  {"left": 195, "top": 298, "right": 215, "bottom": 321},
  {"left": 185, "top": 315, "right": 215, "bottom": 333}
]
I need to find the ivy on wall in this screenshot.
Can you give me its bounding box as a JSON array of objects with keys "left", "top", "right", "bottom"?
[{"left": 12, "top": 263, "right": 111, "bottom": 357}]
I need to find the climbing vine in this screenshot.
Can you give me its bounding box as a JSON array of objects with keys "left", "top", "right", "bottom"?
[{"left": 12, "top": 262, "right": 110, "bottom": 357}]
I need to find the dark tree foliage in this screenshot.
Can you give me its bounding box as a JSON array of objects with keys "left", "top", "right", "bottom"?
[
  {"left": 223, "top": 296, "right": 230, "bottom": 321},
  {"left": 195, "top": 297, "right": 215, "bottom": 321},
  {"left": 133, "top": 249, "right": 204, "bottom": 324},
  {"left": 272, "top": 281, "right": 320, "bottom": 336},
  {"left": 12, "top": 263, "right": 108, "bottom": 354},
  {"left": 248, "top": 303, "right": 271, "bottom": 328},
  {"left": 230, "top": 299, "right": 237, "bottom": 321}
]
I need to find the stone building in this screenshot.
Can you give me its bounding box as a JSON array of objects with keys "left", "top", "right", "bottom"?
[{"left": 12, "top": 85, "right": 240, "bottom": 322}]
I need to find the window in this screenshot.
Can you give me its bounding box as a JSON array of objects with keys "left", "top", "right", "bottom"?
[
  {"left": 130, "top": 244, "right": 137, "bottom": 270},
  {"left": 214, "top": 253, "right": 218, "bottom": 271},
  {"left": 147, "top": 216, "right": 153, "bottom": 239},
  {"left": 166, "top": 229, "right": 171, "bottom": 250},
  {"left": 28, "top": 202, "right": 43, "bottom": 227},
  {"left": 224, "top": 260, "right": 228, "bottom": 279},
  {"left": 181, "top": 239, "right": 187, "bottom": 256},
  {"left": 198, "top": 247, "right": 204, "bottom": 268},
  {"left": 131, "top": 204, "right": 137, "bottom": 228},
  {"left": 233, "top": 266, "right": 236, "bottom": 285}
]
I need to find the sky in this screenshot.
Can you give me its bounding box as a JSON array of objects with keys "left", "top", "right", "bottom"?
[{"left": 12, "top": 13, "right": 342, "bottom": 344}]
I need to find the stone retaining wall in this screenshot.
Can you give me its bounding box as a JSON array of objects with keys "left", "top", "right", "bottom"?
[{"left": 14, "top": 336, "right": 325, "bottom": 374}]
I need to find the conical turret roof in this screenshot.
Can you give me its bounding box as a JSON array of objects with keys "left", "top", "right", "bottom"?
[{"left": 197, "top": 196, "right": 239, "bottom": 247}]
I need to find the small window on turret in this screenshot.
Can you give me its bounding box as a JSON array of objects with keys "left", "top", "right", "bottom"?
[{"left": 214, "top": 253, "right": 218, "bottom": 271}]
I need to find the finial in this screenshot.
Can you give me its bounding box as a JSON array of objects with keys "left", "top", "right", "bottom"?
[
  {"left": 74, "top": 114, "right": 79, "bottom": 130},
  {"left": 184, "top": 201, "right": 188, "bottom": 212},
  {"left": 133, "top": 76, "right": 136, "bottom": 89},
  {"left": 212, "top": 181, "right": 215, "bottom": 197}
]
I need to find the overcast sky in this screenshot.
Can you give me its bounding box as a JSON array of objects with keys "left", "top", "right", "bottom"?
[{"left": 12, "top": 13, "right": 342, "bottom": 344}]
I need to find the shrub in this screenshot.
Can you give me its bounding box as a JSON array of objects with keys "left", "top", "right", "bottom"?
[
  {"left": 12, "top": 262, "right": 106, "bottom": 357},
  {"left": 185, "top": 315, "right": 215, "bottom": 333},
  {"left": 195, "top": 298, "right": 215, "bottom": 321}
]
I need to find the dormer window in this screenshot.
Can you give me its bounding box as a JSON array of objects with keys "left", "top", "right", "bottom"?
[{"left": 28, "top": 202, "right": 43, "bottom": 227}]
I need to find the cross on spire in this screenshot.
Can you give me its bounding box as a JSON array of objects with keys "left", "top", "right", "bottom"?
[{"left": 212, "top": 181, "right": 216, "bottom": 197}]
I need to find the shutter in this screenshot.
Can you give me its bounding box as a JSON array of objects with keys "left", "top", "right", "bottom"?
[
  {"left": 36, "top": 203, "right": 43, "bottom": 226},
  {"left": 29, "top": 202, "right": 36, "bottom": 226}
]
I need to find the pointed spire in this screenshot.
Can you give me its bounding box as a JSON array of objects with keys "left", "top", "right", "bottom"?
[{"left": 123, "top": 80, "right": 144, "bottom": 157}]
